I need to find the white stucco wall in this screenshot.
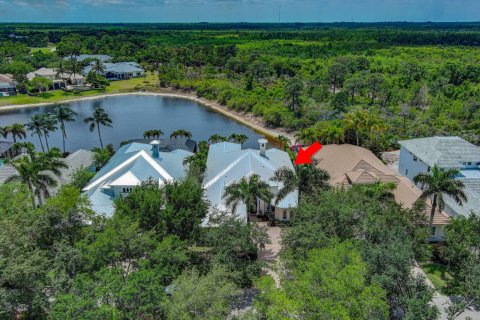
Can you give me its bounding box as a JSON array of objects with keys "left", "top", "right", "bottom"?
[
  {"left": 398, "top": 146, "right": 430, "bottom": 186},
  {"left": 274, "top": 207, "right": 291, "bottom": 221}
]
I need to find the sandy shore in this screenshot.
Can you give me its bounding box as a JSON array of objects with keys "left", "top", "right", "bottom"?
[{"left": 0, "top": 90, "right": 296, "bottom": 144}]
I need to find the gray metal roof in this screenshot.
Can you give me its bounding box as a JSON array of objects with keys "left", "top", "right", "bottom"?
[
  {"left": 0, "top": 149, "right": 94, "bottom": 191},
  {"left": 0, "top": 141, "right": 14, "bottom": 155},
  {"left": 444, "top": 178, "right": 480, "bottom": 217},
  {"left": 399, "top": 136, "right": 480, "bottom": 168},
  {"left": 83, "top": 62, "right": 143, "bottom": 75},
  {"left": 203, "top": 142, "right": 298, "bottom": 223},
  {"left": 83, "top": 142, "right": 192, "bottom": 216},
  {"left": 65, "top": 54, "right": 112, "bottom": 62}
]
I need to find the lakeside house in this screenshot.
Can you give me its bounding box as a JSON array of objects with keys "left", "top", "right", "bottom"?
[
  {"left": 203, "top": 139, "right": 298, "bottom": 224},
  {"left": 64, "top": 54, "right": 112, "bottom": 63},
  {"left": 127, "top": 138, "right": 198, "bottom": 153},
  {"left": 82, "top": 141, "right": 192, "bottom": 216},
  {"left": 313, "top": 144, "right": 450, "bottom": 241},
  {"left": 83, "top": 62, "right": 144, "bottom": 80},
  {"left": 27, "top": 67, "right": 85, "bottom": 89},
  {"left": 399, "top": 136, "right": 480, "bottom": 218},
  {"left": 0, "top": 149, "right": 95, "bottom": 194},
  {"left": 0, "top": 74, "right": 17, "bottom": 96}
]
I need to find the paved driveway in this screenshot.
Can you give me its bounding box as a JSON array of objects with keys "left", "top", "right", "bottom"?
[{"left": 257, "top": 222, "right": 282, "bottom": 287}]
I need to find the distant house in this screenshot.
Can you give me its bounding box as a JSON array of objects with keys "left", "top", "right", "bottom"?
[
  {"left": 83, "top": 141, "right": 192, "bottom": 216},
  {"left": 313, "top": 144, "right": 450, "bottom": 241},
  {"left": 27, "top": 67, "right": 85, "bottom": 89},
  {"left": 83, "top": 62, "right": 144, "bottom": 80},
  {"left": 0, "top": 149, "right": 95, "bottom": 195},
  {"left": 64, "top": 54, "right": 112, "bottom": 63},
  {"left": 203, "top": 139, "right": 298, "bottom": 224},
  {"left": 0, "top": 74, "right": 17, "bottom": 96},
  {"left": 399, "top": 136, "right": 480, "bottom": 219}
]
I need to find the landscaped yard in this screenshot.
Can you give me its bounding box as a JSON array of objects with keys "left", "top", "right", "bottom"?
[
  {"left": 0, "top": 72, "right": 158, "bottom": 107},
  {"left": 421, "top": 262, "right": 454, "bottom": 293}
]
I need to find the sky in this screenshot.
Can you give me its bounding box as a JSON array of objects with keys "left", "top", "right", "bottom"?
[{"left": 0, "top": 0, "right": 478, "bottom": 23}]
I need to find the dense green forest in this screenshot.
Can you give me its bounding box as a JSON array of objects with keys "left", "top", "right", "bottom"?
[
  {"left": 1, "top": 24, "right": 480, "bottom": 319},
  {"left": 2, "top": 23, "right": 480, "bottom": 152}
]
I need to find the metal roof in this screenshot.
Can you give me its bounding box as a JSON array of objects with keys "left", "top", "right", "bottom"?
[
  {"left": 83, "top": 62, "right": 143, "bottom": 75},
  {"left": 203, "top": 142, "right": 298, "bottom": 224},
  {"left": 83, "top": 142, "right": 192, "bottom": 216},
  {"left": 399, "top": 136, "right": 480, "bottom": 168},
  {"left": 64, "top": 54, "right": 112, "bottom": 62}
]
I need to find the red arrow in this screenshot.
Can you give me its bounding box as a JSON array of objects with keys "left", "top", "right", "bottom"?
[{"left": 294, "top": 141, "right": 322, "bottom": 165}]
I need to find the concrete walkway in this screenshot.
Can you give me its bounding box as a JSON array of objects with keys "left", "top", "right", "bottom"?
[
  {"left": 413, "top": 263, "right": 479, "bottom": 320},
  {"left": 257, "top": 222, "right": 282, "bottom": 287}
]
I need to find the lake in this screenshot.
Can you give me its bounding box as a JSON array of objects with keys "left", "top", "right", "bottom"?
[{"left": 0, "top": 94, "right": 266, "bottom": 152}]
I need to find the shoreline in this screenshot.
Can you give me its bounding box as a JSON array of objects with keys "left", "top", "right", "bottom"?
[{"left": 0, "top": 90, "right": 296, "bottom": 144}]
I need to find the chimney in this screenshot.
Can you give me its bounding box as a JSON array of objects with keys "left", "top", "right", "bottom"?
[
  {"left": 258, "top": 139, "right": 268, "bottom": 157},
  {"left": 150, "top": 140, "right": 160, "bottom": 158}
]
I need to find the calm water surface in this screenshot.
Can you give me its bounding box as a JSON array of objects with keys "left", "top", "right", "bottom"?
[{"left": 0, "top": 95, "right": 266, "bottom": 152}]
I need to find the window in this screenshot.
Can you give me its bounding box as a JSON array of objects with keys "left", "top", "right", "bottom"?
[
  {"left": 468, "top": 162, "right": 472, "bottom": 165},
  {"left": 427, "top": 166, "right": 431, "bottom": 172},
  {"left": 430, "top": 227, "right": 436, "bottom": 236},
  {"left": 405, "top": 169, "right": 408, "bottom": 175},
  {"left": 122, "top": 187, "right": 132, "bottom": 193},
  {"left": 283, "top": 210, "right": 288, "bottom": 220},
  {"left": 413, "top": 156, "right": 418, "bottom": 161}
]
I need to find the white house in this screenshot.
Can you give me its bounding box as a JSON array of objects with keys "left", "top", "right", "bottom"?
[
  {"left": 83, "top": 141, "right": 192, "bottom": 216},
  {"left": 203, "top": 139, "right": 298, "bottom": 224},
  {"left": 399, "top": 136, "right": 480, "bottom": 218},
  {"left": 27, "top": 67, "right": 85, "bottom": 89}
]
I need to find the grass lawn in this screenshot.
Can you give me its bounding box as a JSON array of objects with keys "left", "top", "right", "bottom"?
[
  {"left": 0, "top": 72, "right": 158, "bottom": 107},
  {"left": 30, "top": 46, "right": 55, "bottom": 53},
  {"left": 421, "top": 262, "right": 454, "bottom": 293}
]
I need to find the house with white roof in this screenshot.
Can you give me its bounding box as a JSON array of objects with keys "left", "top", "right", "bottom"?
[
  {"left": 83, "top": 141, "right": 192, "bottom": 216},
  {"left": 83, "top": 62, "right": 144, "bottom": 80},
  {"left": 399, "top": 136, "right": 480, "bottom": 218},
  {"left": 27, "top": 67, "right": 85, "bottom": 89},
  {"left": 203, "top": 139, "right": 298, "bottom": 224}
]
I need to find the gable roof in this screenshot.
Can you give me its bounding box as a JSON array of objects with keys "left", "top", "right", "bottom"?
[
  {"left": 399, "top": 136, "right": 480, "bottom": 168},
  {"left": 0, "top": 149, "right": 94, "bottom": 193},
  {"left": 203, "top": 142, "right": 298, "bottom": 223},
  {"left": 83, "top": 142, "right": 192, "bottom": 216},
  {"left": 314, "top": 144, "right": 450, "bottom": 226},
  {"left": 127, "top": 138, "right": 197, "bottom": 153},
  {"left": 65, "top": 54, "right": 112, "bottom": 62}
]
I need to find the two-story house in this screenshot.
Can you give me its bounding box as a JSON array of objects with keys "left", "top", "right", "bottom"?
[{"left": 399, "top": 136, "right": 480, "bottom": 218}]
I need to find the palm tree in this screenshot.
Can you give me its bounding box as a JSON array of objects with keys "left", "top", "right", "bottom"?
[
  {"left": 414, "top": 165, "right": 467, "bottom": 226},
  {"left": 170, "top": 129, "right": 192, "bottom": 139},
  {"left": 276, "top": 135, "right": 291, "bottom": 150},
  {"left": 84, "top": 106, "right": 113, "bottom": 149},
  {"left": 93, "top": 59, "right": 105, "bottom": 75},
  {"left": 3, "top": 123, "right": 27, "bottom": 143},
  {"left": 271, "top": 165, "right": 330, "bottom": 204},
  {"left": 343, "top": 109, "right": 367, "bottom": 146},
  {"left": 222, "top": 174, "right": 273, "bottom": 224},
  {"left": 25, "top": 114, "right": 46, "bottom": 152},
  {"left": 54, "top": 105, "right": 77, "bottom": 153},
  {"left": 294, "top": 128, "right": 318, "bottom": 145},
  {"left": 39, "top": 113, "right": 57, "bottom": 152},
  {"left": 5, "top": 145, "right": 68, "bottom": 207},
  {"left": 143, "top": 129, "right": 163, "bottom": 139},
  {"left": 208, "top": 134, "right": 227, "bottom": 144},
  {"left": 228, "top": 133, "right": 248, "bottom": 145},
  {"left": 318, "top": 125, "right": 345, "bottom": 144}
]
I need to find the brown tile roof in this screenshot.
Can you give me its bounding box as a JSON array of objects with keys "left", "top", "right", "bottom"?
[{"left": 314, "top": 144, "right": 450, "bottom": 226}]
